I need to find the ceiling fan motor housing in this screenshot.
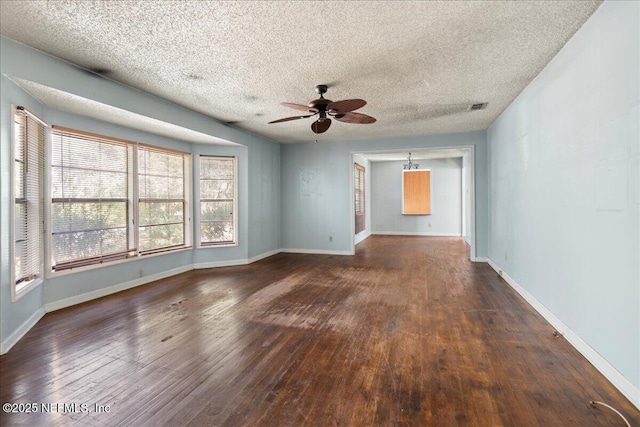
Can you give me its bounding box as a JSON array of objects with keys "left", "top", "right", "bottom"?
[{"left": 309, "top": 96, "right": 332, "bottom": 121}]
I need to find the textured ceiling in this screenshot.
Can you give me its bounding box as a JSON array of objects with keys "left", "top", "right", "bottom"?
[{"left": 0, "top": 1, "right": 601, "bottom": 144}]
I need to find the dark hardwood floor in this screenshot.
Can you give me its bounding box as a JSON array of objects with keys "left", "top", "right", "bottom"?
[{"left": 1, "top": 236, "right": 638, "bottom": 426}]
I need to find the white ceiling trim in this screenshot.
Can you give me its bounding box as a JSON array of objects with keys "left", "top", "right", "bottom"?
[{"left": 358, "top": 148, "right": 469, "bottom": 163}]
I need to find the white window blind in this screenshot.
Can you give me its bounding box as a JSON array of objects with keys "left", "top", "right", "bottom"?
[
  {"left": 199, "top": 156, "right": 236, "bottom": 245},
  {"left": 50, "top": 127, "right": 135, "bottom": 270},
  {"left": 355, "top": 163, "right": 365, "bottom": 215},
  {"left": 138, "top": 145, "right": 187, "bottom": 253},
  {"left": 354, "top": 163, "right": 366, "bottom": 235},
  {"left": 49, "top": 126, "right": 191, "bottom": 272},
  {"left": 13, "top": 107, "right": 45, "bottom": 293}
]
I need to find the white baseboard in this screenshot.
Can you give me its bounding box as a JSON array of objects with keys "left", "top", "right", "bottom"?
[
  {"left": 472, "top": 256, "right": 489, "bottom": 263},
  {"left": 193, "top": 259, "right": 248, "bottom": 269},
  {"left": 248, "top": 249, "right": 281, "bottom": 264},
  {"left": 280, "top": 248, "right": 354, "bottom": 256},
  {"left": 1, "top": 306, "right": 46, "bottom": 355},
  {"left": 354, "top": 230, "right": 371, "bottom": 245},
  {"left": 487, "top": 259, "right": 640, "bottom": 411},
  {"left": 44, "top": 265, "right": 193, "bottom": 312},
  {"left": 194, "top": 249, "right": 282, "bottom": 269},
  {"left": 372, "top": 231, "right": 462, "bottom": 237}
]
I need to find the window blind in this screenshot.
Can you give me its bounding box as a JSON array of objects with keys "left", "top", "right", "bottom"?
[
  {"left": 50, "top": 127, "right": 135, "bottom": 270},
  {"left": 138, "top": 145, "right": 187, "bottom": 253},
  {"left": 14, "top": 108, "right": 45, "bottom": 289},
  {"left": 354, "top": 163, "right": 366, "bottom": 235},
  {"left": 355, "top": 163, "right": 365, "bottom": 215},
  {"left": 199, "top": 156, "right": 235, "bottom": 245}
]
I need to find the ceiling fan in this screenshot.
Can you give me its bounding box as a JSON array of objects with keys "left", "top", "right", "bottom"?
[{"left": 268, "top": 85, "right": 376, "bottom": 134}]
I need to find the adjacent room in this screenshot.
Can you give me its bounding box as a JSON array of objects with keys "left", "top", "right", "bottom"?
[{"left": 0, "top": 1, "right": 638, "bottom": 425}]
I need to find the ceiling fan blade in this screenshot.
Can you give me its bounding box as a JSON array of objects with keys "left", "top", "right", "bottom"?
[
  {"left": 282, "top": 102, "right": 318, "bottom": 113},
  {"left": 334, "top": 112, "right": 376, "bottom": 124},
  {"left": 327, "top": 99, "right": 366, "bottom": 114},
  {"left": 268, "top": 114, "right": 315, "bottom": 124},
  {"left": 311, "top": 119, "right": 332, "bottom": 134}
]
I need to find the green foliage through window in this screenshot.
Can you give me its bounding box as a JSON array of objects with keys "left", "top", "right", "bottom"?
[
  {"left": 200, "top": 156, "right": 236, "bottom": 245},
  {"left": 50, "top": 127, "right": 191, "bottom": 271}
]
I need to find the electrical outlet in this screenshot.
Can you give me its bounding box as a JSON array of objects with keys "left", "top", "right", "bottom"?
[
  {"left": 505, "top": 252, "right": 508, "bottom": 261},
  {"left": 329, "top": 236, "right": 333, "bottom": 242},
  {"left": 138, "top": 269, "right": 143, "bottom": 278}
]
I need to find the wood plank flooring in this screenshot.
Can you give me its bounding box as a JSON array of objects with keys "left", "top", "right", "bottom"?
[{"left": 1, "top": 236, "right": 638, "bottom": 426}]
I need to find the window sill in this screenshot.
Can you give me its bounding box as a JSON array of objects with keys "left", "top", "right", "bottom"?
[
  {"left": 13, "top": 277, "right": 43, "bottom": 302},
  {"left": 197, "top": 242, "right": 238, "bottom": 249},
  {"left": 47, "top": 246, "right": 193, "bottom": 279}
]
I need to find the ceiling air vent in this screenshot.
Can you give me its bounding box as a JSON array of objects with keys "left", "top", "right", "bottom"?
[{"left": 469, "top": 102, "right": 488, "bottom": 111}]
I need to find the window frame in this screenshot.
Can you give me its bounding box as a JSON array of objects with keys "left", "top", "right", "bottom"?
[
  {"left": 137, "top": 143, "right": 192, "bottom": 255},
  {"left": 355, "top": 163, "right": 365, "bottom": 215},
  {"left": 354, "top": 162, "right": 366, "bottom": 235},
  {"left": 46, "top": 126, "right": 193, "bottom": 277},
  {"left": 49, "top": 127, "right": 137, "bottom": 271},
  {"left": 196, "top": 155, "right": 238, "bottom": 248},
  {"left": 10, "top": 105, "right": 46, "bottom": 301}
]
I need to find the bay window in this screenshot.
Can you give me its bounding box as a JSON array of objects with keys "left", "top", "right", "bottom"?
[{"left": 50, "top": 126, "right": 191, "bottom": 272}]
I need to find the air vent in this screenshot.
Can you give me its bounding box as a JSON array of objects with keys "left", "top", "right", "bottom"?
[
  {"left": 87, "top": 67, "right": 110, "bottom": 75},
  {"left": 470, "top": 102, "right": 488, "bottom": 111}
]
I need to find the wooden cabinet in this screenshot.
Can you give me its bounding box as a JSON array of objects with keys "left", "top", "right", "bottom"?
[{"left": 402, "top": 170, "right": 431, "bottom": 215}]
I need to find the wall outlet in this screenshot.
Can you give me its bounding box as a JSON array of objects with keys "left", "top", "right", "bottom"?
[
  {"left": 329, "top": 236, "right": 333, "bottom": 242},
  {"left": 505, "top": 252, "right": 508, "bottom": 261},
  {"left": 138, "top": 269, "right": 143, "bottom": 278}
]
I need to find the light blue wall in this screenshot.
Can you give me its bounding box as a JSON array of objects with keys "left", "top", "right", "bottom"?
[
  {"left": 488, "top": 1, "right": 639, "bottom": 390},
  {"left": 371, "top": 158, "right": 462, "bottom": 236},
  {"left": 280, "top": 131, "right": 488, "bottom": 255},
  {"left": 247, "top": 136, "right": 281, "bottom": 258},
  {"left": 0, "top": 37, "right": 281, "bottom": 348}
]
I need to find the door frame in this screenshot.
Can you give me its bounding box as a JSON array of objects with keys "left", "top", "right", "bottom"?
[{"left": 348, "top": 145, "right": 478, "bottom": 261}]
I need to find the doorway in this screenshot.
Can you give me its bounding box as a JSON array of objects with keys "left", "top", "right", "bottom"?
[{"left": 350, "top": 146, "right": 477, "bottom": 261}]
